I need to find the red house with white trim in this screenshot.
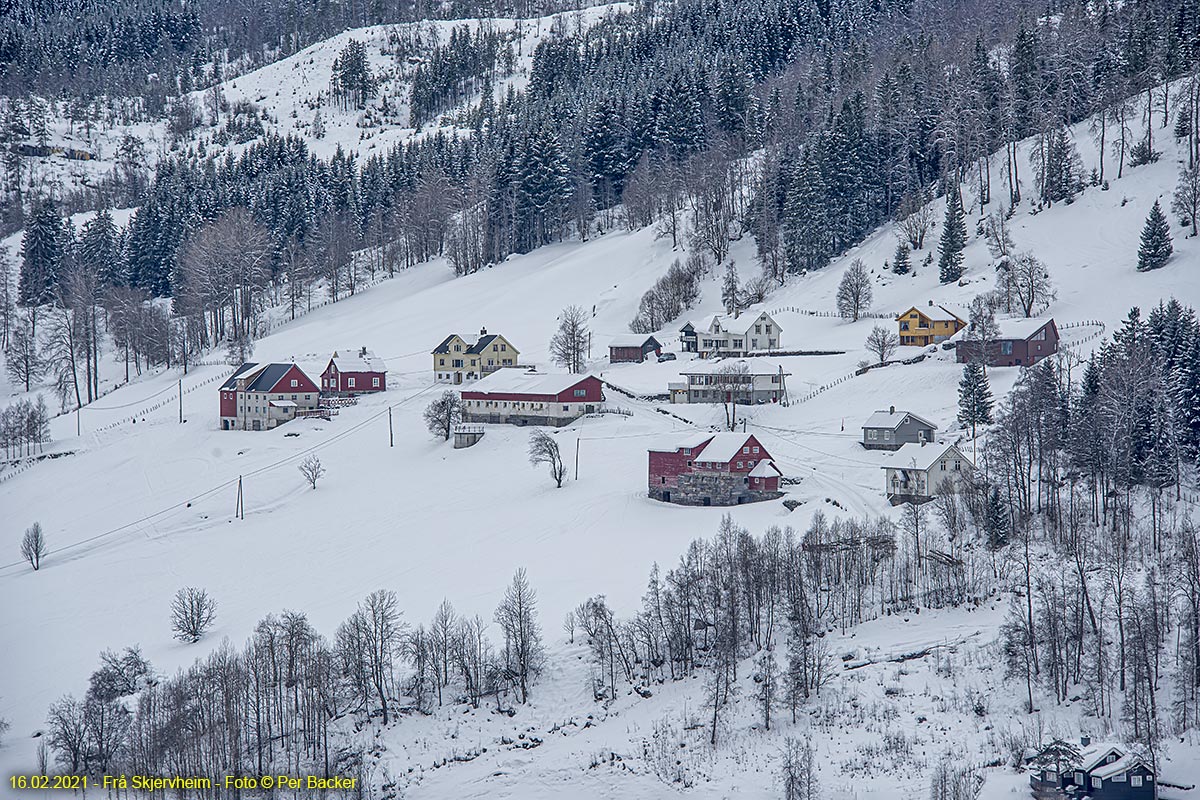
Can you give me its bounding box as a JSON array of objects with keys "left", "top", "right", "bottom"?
[
  {"left": 648, "top": 433, "right": 782, "bottom": 505},
  {"left": 219, "top": 362, "right": 320, "bottom": 430},
  {"left": 460, "top": 370, "right": 604, "bottom": 427},
  {"left": 322, "top": 348, "right": 387, "bottom": 394}
]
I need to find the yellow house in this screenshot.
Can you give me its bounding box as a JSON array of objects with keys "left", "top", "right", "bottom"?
[
  {"left": 432, "top": 328, "right": 520, "bottom": 384},
  {"left": 896, "top": 302, "right": 966, "bottom": 347}
]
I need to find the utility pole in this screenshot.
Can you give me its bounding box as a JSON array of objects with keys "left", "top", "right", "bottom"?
[
  {"left": 388, "top": 407, "right": 394, "bottom": 447},
  {"left": 179, "top": 379, "right": 183, "bottom": 423},
  {"left": 76, "top": 407, "right": 80, "bottom": 436},
  {"left": 575, "top": 437, "right": 581, "bottom": 480},
  {"left": 236, "top": 476, "right": 244, "bottom": 519}
]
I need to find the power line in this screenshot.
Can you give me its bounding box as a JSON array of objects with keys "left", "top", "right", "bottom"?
[{"left": 0, "top": 382, "right": 440, "bottom": 573}]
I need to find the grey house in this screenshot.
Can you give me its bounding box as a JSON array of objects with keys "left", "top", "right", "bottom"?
[{"left": 862, "top": 407, "right": 937, "bottom": 450}]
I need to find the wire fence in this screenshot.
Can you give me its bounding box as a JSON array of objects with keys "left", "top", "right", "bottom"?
[{"left": 769, "top": 305, "right": 900, "bottom": 320}]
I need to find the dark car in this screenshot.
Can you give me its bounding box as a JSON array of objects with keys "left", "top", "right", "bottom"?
[{"left": 657, "top": 352, "right": 677, "bottom": 362}]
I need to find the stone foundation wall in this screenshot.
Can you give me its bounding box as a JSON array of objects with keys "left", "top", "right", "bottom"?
[{"left": 650, "top": 472, "right": 782, "bottom": 506}]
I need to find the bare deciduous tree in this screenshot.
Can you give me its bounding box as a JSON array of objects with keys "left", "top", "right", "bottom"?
[
  {"left": 865, "top": 325, "right": 899, "bottom": 364},
  {"left": 550, "top": 305, "right": 590, "bottom": 373},
  {"left": 713, "top": 360, "right": 751, "bottom": 430},
  {"left": 171, "top": 587, "right": 218, "bottom": 643},
  {"left": 897, "top": 190, "right": 935, "bottom": 250},
  {"left": 1005, "top": 252, "right": 1056, "bottom": 317},
  {"left": 836, "top": 259, "right": 873, "bottom": 321},
  {"left": 21, "top": 521, "right": 45, "bottom": 570},
  {"left": 299, "top": 455, "right": 326, "bottom": 489},
  {"left": 424, "top": 391, "right": 463, "bottom": 441},
  {"left": 528, "top": 429, "right": 567, "bottom": 488},
  {"left": 494, "top": 567, "right": 545, "bottom": 704}
]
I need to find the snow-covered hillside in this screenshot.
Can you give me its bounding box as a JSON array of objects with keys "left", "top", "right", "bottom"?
[
  {"left": 3, "top": 69, "right": 1200, "bottom": 798},
  {"left": 11, "top": 4, "right": 631, "bottom": 201}
]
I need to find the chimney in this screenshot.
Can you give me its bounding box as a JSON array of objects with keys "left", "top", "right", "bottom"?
[
  {"left": 1080, "top": 736, "right": 1091, "bottom": 747},
  {"left": 928, "top": 299, "right": 934, "bottom": 306},
  {"left": 889, "top": 405, "right": 895, "bottom": 414},
  {"left": 481, "top": 326, "right": 488, "bottom": 336},
  {"left": 360, "top": 346, "right": 366, "bottom": 357}
]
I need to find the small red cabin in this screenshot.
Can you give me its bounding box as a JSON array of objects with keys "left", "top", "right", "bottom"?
[
  {"left": 322, "top": 348, "right": 387, "bottom": 394},
  {"left": 956, "top": 318, "right": 1059, "bottom": 367}
]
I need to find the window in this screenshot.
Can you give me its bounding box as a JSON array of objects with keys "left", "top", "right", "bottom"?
[
  {"left": 737, "top": 461, "right": 744, "bottom": 469},
  {"left": 501, "top": 344, "right": 507, "bottom": 351},
  {"left": 439, "top": 358, "right": 445, "bottom": 366},
  {"left": 574, "top": 389, "right": 587, "bottom": 397},
  {"left": 743, "top": 446, "right": 750, "bottom": 454},
  {"left": 1131, "top": 776, "right": 1143, "bottom": 787},
  {"left": 348, "top": 377, "right": 356, "bottom": 388},
  {"left": 1032, "top": 329, "right": 1046, "bottom": 340},
  {"left": 454, "top": 344, "right": 462, "bottom": 351},
  {"left": 1112, "top": 773, "right": 1126, "bottom": 782},
  {"left": 1074, "top": 772, "right": 1084, "bottom": 784},
  {"left": 1106, "top": 755, "right": 1117, "bottom": 764},
  {"left": 765, "top": 325, "right": 772, "bottom": 333},
  {"left": 661, "top": 477, "right": 666, "bottom": 484},
  {"left": 868, "top": 429, "right": 878, "bottom": 440},
  {"left": 1001, "top": 341, "right": 1014, "bottom": 355},
  {"left": 755, "top": 325, "right": 762, "bottom": 334},
  {"left": 493, "top": 345, "right": 498, "bottom": 351},
  {"left": 941, "top": 461, "right": 947, "bottom": 471},
  {"left": 372, "top": 377, "right": 380, "bottom": 387},
  {"left": 562, "top": 405, "right": 569, "bottom": 411},
  {"left": 1091, "top": 777, "right": 1102, "bottom": 789},
  {"left": 751, "top": 339, "right": 759, "bottom": 348}
]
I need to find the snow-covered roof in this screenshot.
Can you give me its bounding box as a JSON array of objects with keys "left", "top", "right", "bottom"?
[
  {"left": 464, "top": 369, "right": 593, "bottom": 396},
  {"left": 269, "top": 399, "right": 297, "bottom": 408},
  {"left": 900, "top": 303, "right": 965, "bottom": 323},
  {"left": 679, "top": 358, "right": 791, "bottom": 376},
  {"left": 695, "top": 433, "right": 760, "bottom": 463},
  {"left": 703, "top": 312, "right": 779, "bottom": 338},
  {"left": 1090, "top": 752, "right": 1147, "bottom": 780},
  {"left": 648, "top": 433, "right": 715, "bottom": 453},
  {"left": 748, "top": 459, "right": 782, "bottom": 478},
  {"left": 330, "top": 348, "right": 387, "bottom": 373},
  {"left": 863, "top": 409, "right": 937, "bottom": 431},
  {"left": 1078, "top": 743, "right": 1128, "bottom": 772},
  {"left": 995, "top": 318, "right": 1054, "bottom": 340},
  {"left": 610, "top": 334, "right": 659, "bottom": 348},
  {"left": 882, "top": 442, "right": 967, "bottom": 472}
]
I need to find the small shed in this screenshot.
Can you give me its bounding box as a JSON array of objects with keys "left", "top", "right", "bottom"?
[{"left": 609, "top": 335, "right": 663, "bottom": 363}]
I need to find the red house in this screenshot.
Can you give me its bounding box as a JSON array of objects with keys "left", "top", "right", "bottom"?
[
  {"left": 956, "top": 318, "right": 1059, "bottom": 367},
  {"left": 648, "top": 433, "right": 782, "bottom": 505},
  {"left": 460, "top": 370, "right": 604, "bottom": 427},
  {"left": 322, "top": 348, "right": 387, "bottom": 394},
  {"left": 220, "top": 362, "right": 320, "bottom": 430}
]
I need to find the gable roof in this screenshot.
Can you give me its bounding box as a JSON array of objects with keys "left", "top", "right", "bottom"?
[
  {"left": 1090, "top": 752, "right": 1149, "bottom": 780},
  {"left": 464, "top": 369, "right": 594, "bottom": 397},
  {"left": 863, "top": 409, "right": 938, "bottom": 431},
  {"left": 703, "top": 312, "right": 780, "bottom": 338},
  {"left": 694, "top": 433, "right": 763, "bottom": 463},
  {"left": 329, "top": 349, "right": 387, "bottom": 373},
  {"left": 649, "top": 433, "right": 715, "bottom": 453},
  {"left": 245, "top": 363, "right": 302, "bottom": 393},
  {"left": 898, "top": 303, "right": 966, "bottom": 324},
  {"left": 433, "top": 331, "right": 518, "bottom": 356},
  {"left": 221, "top": 362, "right": 264, "bottom": 390},
  {"left": 995, "top": 318, "right": 1055, "bottom": 340},
  {"left": 610, "top": 334, "right": 661, "bottom": 349},
  {"left": 748, "top": 459, "right": 782, "bottom": 478},
  {"left": 882, "top": 442, "right": 968, "bottom": 472}
]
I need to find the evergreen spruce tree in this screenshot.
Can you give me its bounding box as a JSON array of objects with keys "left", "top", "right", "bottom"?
[
  {"left": 892, "top": 240, "right": 911, "bottom": 274},
  {"left": 1137, "top": 199, "right": 1173, "bottom": 272},
  {"left": 938, "top": 189, "right": 967, "bottom": 283},
  {"left": 721, "top": 261, "right": 740, "bottom": 314},
  {"left": 19, "top": 198, "right": 64, "bottom": 306},
  {"left": 984, "top": 486, "right": 1009, "bottom": 550},
  {"left": 79, "top": 208, "right": 123, "bottom": 288},
  {"left": 957, "top": 362, "right": 994, "bottom": 438}
]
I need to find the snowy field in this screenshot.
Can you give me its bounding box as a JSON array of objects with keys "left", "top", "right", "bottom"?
[{"left": 4, "top": 80, "right": 1200, "bottom": 797}]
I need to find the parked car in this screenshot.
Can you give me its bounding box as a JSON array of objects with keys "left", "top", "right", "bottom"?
[{"left": 657, "top": 352, "right": 677, "bottom": 362}]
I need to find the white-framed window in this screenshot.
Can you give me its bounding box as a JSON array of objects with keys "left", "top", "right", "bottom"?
[
  {"left": 742, "top": 446, "right": 750, "bottom": 454},
  {"left": 574, "top": 389, "right": 587, "bottom": 397},
  {"left": 1112, "top": 773, "right": 1126, "bottom": 782},
  {"left": 752, "top": 446, "right": 760, "bottom": 454},
  {"left": 868, "top": 429, "right": 878, "bottom": 440},
  {"left": 1131, "top": 776, "right": 1143, "bottom": 787},
  {"left": 372, "top": 377, "right": 380, "bottom": 387},
  {"left": 348, "top": 377, "right": 356, "bottom": 388},
  {"left": 1092, "top": 777, "right": 1102, "bottom": 789},
  {"left": 737, "top": 461, "right": 744, "bottom": 469},
  {"left": 1074, "top": 772, "right": 1084, "bottom": 784}
]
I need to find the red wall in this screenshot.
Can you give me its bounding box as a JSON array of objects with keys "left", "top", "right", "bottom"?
[
  {"left": 464, "top": 376, "right": 604, "bottom": 404},
  {"left": 648, "top": 438, "right": 714, "bottom": 489},
  {"left": 220, "top": 390, "right": 236, "bottom": 417},
  {"left": 270, "top": 365, "right": 320, "bottom": 394}
]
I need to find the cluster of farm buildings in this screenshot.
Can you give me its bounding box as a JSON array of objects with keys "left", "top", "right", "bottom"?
[{"left": 217, "top": 305, "right": 1060, "bottom": 509}]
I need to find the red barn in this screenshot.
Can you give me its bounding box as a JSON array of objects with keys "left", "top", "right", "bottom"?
[
  {"left": 460, "top": 370, "right": 604, "bottom": 427},
  {"left": 608, "top": 335, "right": 663, "bottom": 363},
  {"left": 322, "top": 348, "right": 387, "bottom": 394},
  {"left": 648, "top": 433, "right": 782, "bottom": 505},
  {"left": 219, "top": 362, "right": 320, "bottom": 431}
]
